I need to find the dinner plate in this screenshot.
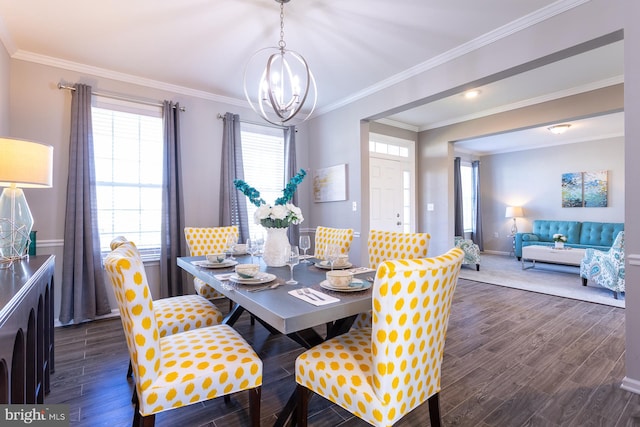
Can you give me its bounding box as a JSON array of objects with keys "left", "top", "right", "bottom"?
[
  {"left": 319, "top": 278, "right": 371, "bottom": 292},
  {"left": 229, "top": 273, "right": 277, "bottom": 285},
  {"left": 314, "top": 261, "right": 353, "bottom": 270},
  {"left": 193, "top": 259, "right": 238, "bottom": 269}
]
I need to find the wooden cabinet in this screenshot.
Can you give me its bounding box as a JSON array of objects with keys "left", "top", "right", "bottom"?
[{"left": 0, "top": 255, "right": 55, "bottom": 403}]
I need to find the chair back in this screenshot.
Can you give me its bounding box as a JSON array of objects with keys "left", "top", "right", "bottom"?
[
  {"left": 184, "top": 226, "right": 239, "bottom": 256},
  {"left": 314, "top": 226, "right": 354, "bottom": 259},
  {"left": 371, "top": 248, "right": 463, "bottom": 411},
  {"left": 368, "top": 229, "right": 431, "bottom": 269},
  {"left": 104, "top": 238, "right": 160, "bottom": 394},
  {"left": 610, "top": 230, "right": 625, "bottom": 255}
]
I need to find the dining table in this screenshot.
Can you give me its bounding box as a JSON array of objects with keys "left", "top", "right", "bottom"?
[{"left": 176, "top": 253, "right": 376, "bottom": 426}]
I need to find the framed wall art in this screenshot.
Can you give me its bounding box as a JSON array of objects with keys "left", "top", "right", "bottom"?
[
  {"left": 313, "top": 164, "right": 347, "bottom": 202},
  {"left": 561, "top": 170, "right": 608, "bottom": 207}
]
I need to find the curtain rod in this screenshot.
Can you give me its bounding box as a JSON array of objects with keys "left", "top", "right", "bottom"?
[
  {"left": 57, "top": 83, "right": 186, "bottom": 112},
  {"left": 216, "top": 113, "right": 292, "bottom": 131}
]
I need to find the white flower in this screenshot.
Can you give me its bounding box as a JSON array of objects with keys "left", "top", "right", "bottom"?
[
  {"left": 254, "top": 204, "right": 272, "bottom": 224},
  {"left": 270, "top": 204, "right": 288, "bottom": 220}
]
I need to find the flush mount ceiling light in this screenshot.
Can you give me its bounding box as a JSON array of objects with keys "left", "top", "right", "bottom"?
[
  {"left": 548, "top": 124, "right": 572, "bottom": 134},
  {"left": 464, "top": 90, "right": 480, "bottom": 99},
  {"left": 243, "top": 0, "right": 317, "bottom": 126}
]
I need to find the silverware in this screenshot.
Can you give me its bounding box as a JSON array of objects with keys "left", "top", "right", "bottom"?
[
  {"left": 297, "top": 289, "right": 316, "bottom": 301},
  {"left": 248, "top": 282, "right": 282, "bottom": 292},
  {"left": 303, "top": 288, "right": 325, "bottom": 301}
]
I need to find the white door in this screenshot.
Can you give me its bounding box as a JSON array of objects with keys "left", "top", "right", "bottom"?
[{"left": 370, "top": 157, "right": 405, "bottom": 231}]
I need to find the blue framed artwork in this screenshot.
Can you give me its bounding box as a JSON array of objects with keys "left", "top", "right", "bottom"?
[{"left": 562, "top": 170, "right": 608, "bottom": 207}]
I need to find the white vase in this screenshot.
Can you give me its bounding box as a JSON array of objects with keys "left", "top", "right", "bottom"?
[
  {"left": 262, "top": 227, "right": 290, "bottom": 267},
  {"left": 555, "top": 241, "right": 564, "bottom": 249}
]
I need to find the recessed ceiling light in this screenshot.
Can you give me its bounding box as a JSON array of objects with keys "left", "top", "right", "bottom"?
[
  {"left": 464, "top": 90, "right": 480, "bottom": 99},
  {"left": 548, "top": 124, "right": 571, "bottom": 134}
]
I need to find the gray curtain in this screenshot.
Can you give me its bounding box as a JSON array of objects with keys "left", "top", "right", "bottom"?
[
  {"left": 59, "top": 83, "right": 111, "bottom": 324},
  {"left": 219, "top": 113, "right": 249, "bottom": 241},
  {"left": 159, "top": 101, "right": 185, "bottom": 298},
  {"left": 472, "top": 160, "right": 484, "bottom": 250},
  {"left": 284, "top": 125, "right": 300, "bottom": 245},
  {"left": 453, "top": 157, "right": 464, "bottom": 237}
]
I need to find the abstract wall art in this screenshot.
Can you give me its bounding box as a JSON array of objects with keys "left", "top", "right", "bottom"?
[{"left": 561, "top": 170, "right": 608, "bottom": 207}]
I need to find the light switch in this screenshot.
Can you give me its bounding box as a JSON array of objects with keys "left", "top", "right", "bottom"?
[
  {"left": 427, "top": 203, "right": 434, "bottom": 211},
  {"left": 352, "top": 201, "right": 357, "bottom": 212}
]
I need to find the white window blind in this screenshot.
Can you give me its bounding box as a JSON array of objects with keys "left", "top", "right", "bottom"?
[
  {"left": 92, "top": 97, "right": 164, "bottom": 259},
  {"left": 240, "top": 122, "right": 285, "bottom": 239},
  {"left": 461, "top": 163, "right": 474, "bottom": 232}
]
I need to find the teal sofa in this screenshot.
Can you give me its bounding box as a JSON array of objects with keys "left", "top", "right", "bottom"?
[{"left": 515, "top": 220, "right": 624, "bottom": 260}]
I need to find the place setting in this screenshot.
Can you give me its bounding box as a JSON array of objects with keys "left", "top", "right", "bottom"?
[
  {"left": 192, "top": 253, "right": 238, "bottom": 269},
  {"left": 228, "top": 263, "right": 277, "bottom": 285},
  {"left": 318, "top": 270, "right": 372, "bottom": 293}
]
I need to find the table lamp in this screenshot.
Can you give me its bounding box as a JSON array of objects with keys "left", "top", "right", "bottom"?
[
  {"left": 0, "top": 138, "right": 53, "bottom": 260},
  {"left": 505, "top": 206, "right": 524, "bottom": 235}
]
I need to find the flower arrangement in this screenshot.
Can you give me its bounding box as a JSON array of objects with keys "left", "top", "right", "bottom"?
[
  {"left": 234, "top": 169, "right": 306, "bottom": 228},
  {"left": 553, "top": 234, "right": 567, "bottom": 243}
]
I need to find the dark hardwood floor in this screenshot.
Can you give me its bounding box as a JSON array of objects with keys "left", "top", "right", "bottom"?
[{"left": 47, "top": 278, "right": 640, "bottom": 426}]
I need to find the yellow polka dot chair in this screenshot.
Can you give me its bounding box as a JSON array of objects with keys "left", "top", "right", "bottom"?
[
  {"left": 184, "top": 226, "right": 239, "bottom": 300},
  {"left": 313, "top": 226, "right": 354, "bottom": 260},
  {"left": 295, "top": 248, "right": 464, "bottom": 427},
  {"left": 104, "top": 238, "right": 262, "bottom": 427},
  {"left": 110, "top": 237, "right": 224, "bottom": 380},
  {"left": 352, "top": 229, "right": 431, "bottom": 329}
]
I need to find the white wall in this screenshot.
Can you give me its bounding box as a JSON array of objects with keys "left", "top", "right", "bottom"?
[{"left": 478, "top": 137, "right": 624, "bottom": 253}]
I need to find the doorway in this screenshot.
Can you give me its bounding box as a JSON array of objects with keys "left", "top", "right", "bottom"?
[{"left": 368, "top": 133, "right": 416, "bottom": 233}]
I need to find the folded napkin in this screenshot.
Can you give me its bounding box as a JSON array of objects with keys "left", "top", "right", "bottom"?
[
  {"left": 346, "top": 266, "right": 376, "bottom": 275},
  {"left": 288, "top": 288, "right": 339, "bottom": 306},
  {"left": 214, "top": 273, "right": 233, "bottom": 281}
]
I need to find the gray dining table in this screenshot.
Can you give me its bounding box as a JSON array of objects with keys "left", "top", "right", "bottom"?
[
  {"left": 177, "top": 254, "right": 374, "bottom": 347},
  {"left": 177, "top": 254, "right": 375, "bottom": 426}
]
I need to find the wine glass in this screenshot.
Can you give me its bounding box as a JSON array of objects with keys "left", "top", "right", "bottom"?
[
  {"left": 299, "top": 235, "right": 311, "bottom": 263},
  {"left": 246, "top": 238, "right": 259, "bottom": 264},
  {"left": 285, "top": 245, "right": 300, "bottom": 284},
  {"left": 325, "top": 244, "right": 339, "bottom": 271},
  {"left": 226, "top": 233, "right": 238, "bottom": 260}
]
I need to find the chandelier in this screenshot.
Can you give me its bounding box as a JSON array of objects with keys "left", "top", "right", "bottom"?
[{"left": 243, "top": 0, "right": 317, "bottom": 126}]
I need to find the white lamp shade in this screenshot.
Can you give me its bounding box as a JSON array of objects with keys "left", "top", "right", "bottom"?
[
  {"left": 0, "top": 137, "right": 53, "bottom": 188},
  {"left": 505, "top": 206, "right": 524, "bottom": 218}
]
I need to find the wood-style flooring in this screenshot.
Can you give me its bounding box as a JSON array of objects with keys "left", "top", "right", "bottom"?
[{"left": 47, "top": 278, "right": 640, "bottom": 426}]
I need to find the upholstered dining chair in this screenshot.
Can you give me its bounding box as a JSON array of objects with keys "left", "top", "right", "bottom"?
[
  {"left": 580, "top": 230, "right": 625, "bottom": 299},
  {"left": 110, "top": 237, "right": 224, "bottom": 379},
  {"left": 352, "top": 229, "right": 431, "bottom": 329},
  {"left": 314, "top": 226, "right": 354, "bottom": 260},
  {"left": 184, "top": 226, "right": 239, "bottom": 300},
  {"left": 104, "top": 238, "right": 262, "bottom": 427},
  {"left": 295, "top": 248, "right": 464, "bottom": 427},
  {"left": 367, "top": 229, "right": 431, "bottom": 270}
]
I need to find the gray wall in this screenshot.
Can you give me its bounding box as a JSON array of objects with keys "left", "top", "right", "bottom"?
[
  {"left": 479, "top": 137, "right": 624, "bottom": 254},
  {"left": 0, "top": 40, "right": 9, "bottom": 134}
]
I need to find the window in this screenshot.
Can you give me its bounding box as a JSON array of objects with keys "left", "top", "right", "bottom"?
[
  {"left": 92, "top": 97, "right": 164, "bottom": 259},
  {"left": 460, "top": 163, "right": 474, "bottom": 232},
  {"left": 240, "top": 122, "right": 285, "bottom": 239}
]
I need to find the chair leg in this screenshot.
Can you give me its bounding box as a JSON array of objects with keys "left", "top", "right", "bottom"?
[
  {"left": 127, "top": 360, "right": 133, "bottom": 378},
  {"left": 249, "top": 386, "right": 262, "bottom": 427},
  {"left": 132, "top": 385, "right": 138, "bottom": 404},
  {"left": 428, "top": 393, "right": 441, "bottom": 427},
  {"left": 132, "top": 401, "right": 155, "bottom": 427},
  {"left": 582, "top": 277, "right": 587, "bottom": 286},
  {"left": 224, "top": 395, "right": 231, "bottom": 404},
  {"left": 476, "top": 263, "right": 480, "bottom": 271},
  {"left": 296, "top": 384, "right": 309, "bottom": 427}
]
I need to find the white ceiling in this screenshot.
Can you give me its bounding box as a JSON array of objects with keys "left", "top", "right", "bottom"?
[{"left": 0, "top": 0, "right": 624, "bottom": 154}]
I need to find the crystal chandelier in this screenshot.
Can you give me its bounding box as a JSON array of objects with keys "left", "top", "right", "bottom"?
[{"left": 243, "top": 0, "right": 317, "bottom": 126}]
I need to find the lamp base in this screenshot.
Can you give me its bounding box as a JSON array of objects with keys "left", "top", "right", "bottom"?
[
  {"left": 0, "top": 187, "right": 33, "bottom": 260},
  {"left": 511, "top": 218, "right": 518, "bottom": 235}
]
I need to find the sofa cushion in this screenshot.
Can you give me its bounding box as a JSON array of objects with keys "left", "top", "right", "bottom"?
[
  {"left": 531, "top": 220, "right": 581, "bottom": 243},
  {"left": 579, "top": 221, "right": 624, "bottom": 246}
]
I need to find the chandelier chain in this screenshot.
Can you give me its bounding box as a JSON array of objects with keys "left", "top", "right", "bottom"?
[{"left": 278, "top": 1, "right": 286, "bottom": 50}]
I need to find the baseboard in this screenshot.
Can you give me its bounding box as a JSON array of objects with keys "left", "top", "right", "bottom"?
[
  {"left": 55, "top": 309, "right": 120, "bottom": 328},
  {"left": 621, "top": 376, "right": 640, "bottom": 395}
]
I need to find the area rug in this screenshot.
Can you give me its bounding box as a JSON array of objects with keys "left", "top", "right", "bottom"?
[{"left": 458, "top": 253, "right": 624, "bottom": 308}]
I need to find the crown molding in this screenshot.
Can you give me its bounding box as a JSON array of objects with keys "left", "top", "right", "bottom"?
[
  {"left": 12, "top": 49, "right": 248, "bottom": 107},
  {"left": 315, "top": 0, "right": 591, "bottom": 117}
]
